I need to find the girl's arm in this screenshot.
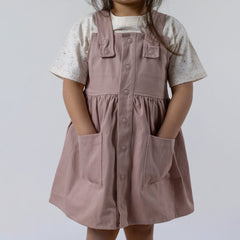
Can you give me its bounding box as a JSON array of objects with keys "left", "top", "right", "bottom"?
[
  {"left": 63, "top": 78, "right": 97, "bottom": 135},
  {"left": 157, "top": 82, "right": 193, "bottom": 139},
  {"left": 157, "top": 16, "right": 208, "bottom": 140}
]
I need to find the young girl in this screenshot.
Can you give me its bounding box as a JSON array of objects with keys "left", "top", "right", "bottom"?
[{"left": 49, "top": 0, "right": 207, "bottom": 239}]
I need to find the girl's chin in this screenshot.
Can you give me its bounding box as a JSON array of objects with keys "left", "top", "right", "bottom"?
[{"left": 113, "top": 0, "right": 143, "bottom": 5}]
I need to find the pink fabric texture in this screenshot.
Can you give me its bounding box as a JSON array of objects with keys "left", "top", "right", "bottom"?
[{"left": 49, "top": 9, "right": 194, "bottom": 230}]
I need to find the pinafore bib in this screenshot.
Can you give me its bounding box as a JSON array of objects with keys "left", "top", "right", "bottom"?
[{"left": 49, "top": 9, "right": 194, "bottom": 230}]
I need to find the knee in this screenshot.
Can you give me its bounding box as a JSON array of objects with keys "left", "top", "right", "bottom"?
[
  {"left": 124, "top": 224, "right": 154, "bottom": 237},
  {"left": 129, "top": 224, "right": 153, "bottom": 231},
  {"left": 87, "top": 227, "right": 119, "bottom": 240}
]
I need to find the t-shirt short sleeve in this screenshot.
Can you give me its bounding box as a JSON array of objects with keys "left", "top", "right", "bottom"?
[
  {"left": 165, "top": 16, "right": 208, "bottom": 87},
  {"left": 49, "top": 18, "right": 89, "bottom": 85}
]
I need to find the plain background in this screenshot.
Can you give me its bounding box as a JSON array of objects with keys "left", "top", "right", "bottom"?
[{"left": 1, "top": 0, "right": 239, "bottom": 239}]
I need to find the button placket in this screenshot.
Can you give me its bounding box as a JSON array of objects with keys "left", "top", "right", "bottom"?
[{"left": 117, "top": 33, "right": 135, "bottom": 227}]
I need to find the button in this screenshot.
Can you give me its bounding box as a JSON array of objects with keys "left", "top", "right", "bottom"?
[
  {"left": 120, "top": 174, "right": 125, "bottom": 180},
  {"left": 102, "top": 38, "right": 108, "bottom": 44},
  {"left": 127, "top": 38, "right": 133, "bottom": 43},
  {"left": 121, "top": 117, "right": 127, "bottom": 123},
  {"left": 104, "top": 49, "right": 110, "bottom": 54},
  {"left": 121, "top": 145, "right": 127, "bottom": 151},
  {"left": 125, "top": 63, "right": 131, "bottom": 70},
  {"left": 148, "top": 49, "right": 154, "bottom": 55},
  {"left": 123, "top": 89, "right": 129, "bottom": 95}
]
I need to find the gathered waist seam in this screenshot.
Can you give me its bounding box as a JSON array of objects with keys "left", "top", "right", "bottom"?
[{"left": 84, "top": 92, "right": 170, "bottom": 100}]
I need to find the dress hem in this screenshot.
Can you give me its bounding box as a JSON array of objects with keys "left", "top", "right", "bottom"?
[{"left": 49, "top": 193, "right": 195, "bottom": 230}]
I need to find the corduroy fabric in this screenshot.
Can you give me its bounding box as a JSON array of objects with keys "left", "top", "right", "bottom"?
[{"left": 49, "top": 9, "right": 194, "bottom": 230}]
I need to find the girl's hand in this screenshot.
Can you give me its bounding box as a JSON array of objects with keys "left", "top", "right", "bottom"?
[
  {"left": 62, "top": 78, "right": 98, "bottom": 137},
  {"left": 77, "top": 128, "right": 98, "bottom": 136},
  {"left": 155, "top": 132, "right": 175, "bottom": 140}
]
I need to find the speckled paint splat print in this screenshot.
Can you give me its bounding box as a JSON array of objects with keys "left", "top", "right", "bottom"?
[{"left": 49, "top": 9, "right": 207, "bottom": 230}]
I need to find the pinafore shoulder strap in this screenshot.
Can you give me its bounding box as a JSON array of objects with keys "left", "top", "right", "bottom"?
[
  {"left": 93, "top": 9, "right": 167, "bottom": 58},
  {"left": 93, "top": 10, "right": 116, "bottom": 58}
]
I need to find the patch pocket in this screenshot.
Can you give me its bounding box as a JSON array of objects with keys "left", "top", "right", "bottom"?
[
  {"left": 77, "top": 132, "right": 103, "bottom": 187},
  {"left": 143, "top": 134, "right": 175, "bottom": 187}
]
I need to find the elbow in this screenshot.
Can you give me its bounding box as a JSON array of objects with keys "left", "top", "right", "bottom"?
[{"left": 171, "top": 82, "right": 193, "bottom": 105}]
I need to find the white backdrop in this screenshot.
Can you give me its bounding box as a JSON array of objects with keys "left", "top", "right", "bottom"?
[{"left": 1, "top": 0, "right": 239, "bottom": 239}]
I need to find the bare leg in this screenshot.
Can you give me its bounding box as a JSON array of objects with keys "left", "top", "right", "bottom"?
[
  {"left": 123, "top": 224, "right": 154, "bottom": 240},
  {"left": 86, "top": 227, "right": 120, "bottom": 240}
]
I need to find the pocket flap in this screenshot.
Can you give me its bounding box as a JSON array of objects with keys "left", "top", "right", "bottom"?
[
  {"left": 98, "top": 37, "right": 115, "bottom": 58},
  {"left": 143, "top": 40, "right": 160, "bottom": 58}
]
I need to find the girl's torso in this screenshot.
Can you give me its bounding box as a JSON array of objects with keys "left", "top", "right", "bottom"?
[{"left": 85, "top": 9, "right": 170, "bottom": 99}]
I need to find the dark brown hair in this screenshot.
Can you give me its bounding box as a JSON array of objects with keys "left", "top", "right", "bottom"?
[{"left": 89, "top": 0, "right": 181, "bottom": 56}]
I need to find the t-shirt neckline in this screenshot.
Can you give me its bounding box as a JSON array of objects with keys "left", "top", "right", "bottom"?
[
  {"left": 110, "top": 9, "right": 147, "bottom": 18},
  {"left": 109, "top": 9, "right": 147, "bottom": 30}
]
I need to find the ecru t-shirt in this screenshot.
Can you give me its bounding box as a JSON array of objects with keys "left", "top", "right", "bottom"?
[{"left": 50, "top": 10, "right": 208, "bottom": 87}]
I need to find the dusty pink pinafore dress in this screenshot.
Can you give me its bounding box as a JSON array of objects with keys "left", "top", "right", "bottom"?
[{"left": 49, "top": 9, "right": 194, "bottom": 230}]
